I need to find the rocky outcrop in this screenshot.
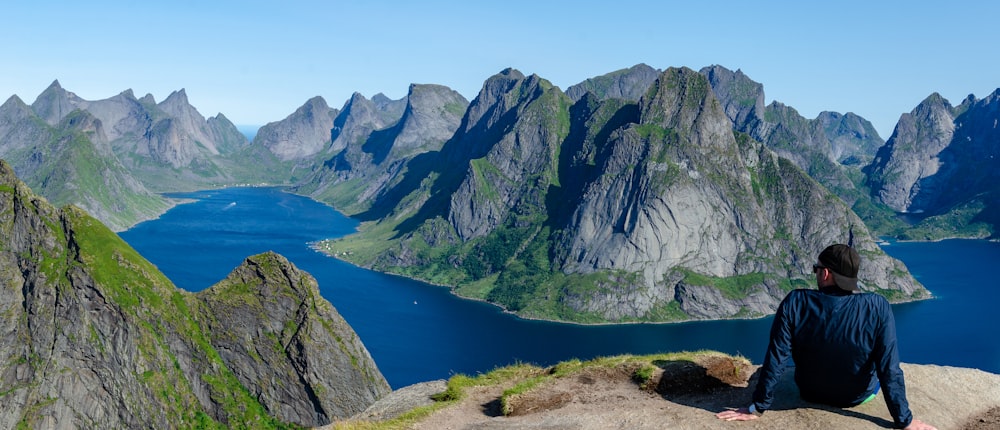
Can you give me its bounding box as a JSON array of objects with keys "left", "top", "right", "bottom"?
[
  {"left": 817, "top": 111, "right": 884, "bottom": 165},
  {"left": 335, "top": 357, "right": 1000, "bottom": 430},
  {"left": 324, "top": 67, "right": 927, "bottom": 324},
  {"left": 197, "top": 252, "right": 391, "bottom": 424},
  {"left": 0, "top": 160, "right": 389, "bottom": 428},
  {"left": 330, "top": 93, "right": 407, "bottom": 155},
  {"left": 699, "top": 65, "right": 765, "bottom": 129},
  {"left": 565, "top": 63, "right": 661, "bottom": 102},
  {"left": 554, "top": 68, "right": 922, "bottom": 319}
]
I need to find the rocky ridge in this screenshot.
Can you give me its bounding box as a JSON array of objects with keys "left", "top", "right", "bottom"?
[
  {"left": 31, "top": 81, "right": 248, "bottom": 174},
  {"left": 321, "top": 67, "right": 927, "bottom": 324},
  {"left": 0, "top": 94, "right": 172, "bottom": 231},
  {"left": 0, "top": 160, "right": 389, "bottom": 428}
]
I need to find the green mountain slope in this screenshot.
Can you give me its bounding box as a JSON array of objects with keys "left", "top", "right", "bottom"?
[{"left": 0, "top": 160, "right": 389, "bottom": 428}]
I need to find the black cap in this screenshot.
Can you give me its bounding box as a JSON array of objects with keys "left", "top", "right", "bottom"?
[{"left": 818, "top": 244, "right": 860, "bottom": 291}]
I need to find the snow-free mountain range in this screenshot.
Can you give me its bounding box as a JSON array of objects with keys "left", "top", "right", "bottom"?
[
  {"left": 2, "top": 63, "right": 999, "bottom": 427},
  {"left": 4, "top": 64, "right": 1000, "bottom": 321},
  {"left": 3, "top": 63, "right": 998, "bottom": 323}
]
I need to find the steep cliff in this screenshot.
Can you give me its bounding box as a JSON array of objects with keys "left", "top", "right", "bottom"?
[
  {"left": 330, "top": 93, "right": 407, "bottom": 156},
  {"left": 865, "top": 93, "right": 957, "bottom": 212},
  {"left": 0, "top": 160, "right": 389, "bottom": 428},
  {"left": 320, "top": 68, "right": 926, "bottom": 324},
  {"left": 865, "top": 90, "right": 1000, "bottom": 238}
]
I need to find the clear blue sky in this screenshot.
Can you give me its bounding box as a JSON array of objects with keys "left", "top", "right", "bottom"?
[{"left": 4, "top": 1, "right": 997, "bottom": 139}]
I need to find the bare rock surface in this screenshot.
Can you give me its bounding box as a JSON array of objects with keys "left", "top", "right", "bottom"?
[{"left": 334, "top": 362, "right": 1000, "bottom": 430}]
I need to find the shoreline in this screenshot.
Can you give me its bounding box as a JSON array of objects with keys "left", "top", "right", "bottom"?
[{"left": 307, "top": 241, "right": 936, "bottom": 328}]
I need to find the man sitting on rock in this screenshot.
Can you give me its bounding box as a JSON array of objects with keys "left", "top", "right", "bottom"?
[{"left": 715, "top": 244, "right": 935, "bottom": 430}]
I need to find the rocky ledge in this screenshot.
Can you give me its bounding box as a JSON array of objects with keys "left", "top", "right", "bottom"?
[{"left": 324, "top": 353, "right": 1000, "bottom": 430}]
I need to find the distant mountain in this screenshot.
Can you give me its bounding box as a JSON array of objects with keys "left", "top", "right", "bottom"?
[
  {"left": 295, "top": 84, "right": 469, "bottom": 213},
  {"left": 0, "top": 94, "right": 172, "bottom": 231},
  {"left": 865, "top": 90, "right": 1000, "bottom": 239},
  {"left": 0, "top": 160, "right": 389, "bottom": 428},
  {"left": 28, "top": 80, "right": 250, "bottom": 191},
  {"left": 253, "top": 96, "right": 340, "bottom": 161},
  {"left": 319, "top": 67, "right": 927, "bottom": 324}
]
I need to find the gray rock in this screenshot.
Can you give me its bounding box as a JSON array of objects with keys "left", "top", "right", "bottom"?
[
  {"left": 866, "top": 89, "right": 1000, "bottom": 235},
  {"left": 865, "top": 93, "right": 957, "bottom": 212},
  {"left": 297, "top": 84, "right": 468, "bottom": 215},
  {"left": 351, "top": 380, "right": 448, "bottom": 422}
]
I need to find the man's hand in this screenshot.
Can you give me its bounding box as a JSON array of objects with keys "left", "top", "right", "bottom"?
[
  {"left": 904, "top": 419, "right": 937, "bottom": 430},
  {"left": 715, "top": 407, "right": 759, "bottom": 421}
]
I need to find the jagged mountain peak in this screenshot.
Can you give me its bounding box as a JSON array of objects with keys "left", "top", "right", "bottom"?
[
  {"left": 700, "top": 64, "right": 765, "bottom": 128},
  {"left": 461, "top": 68, "right": 552, "bottom": 137},
  {"left": 498, "top": 67, "right": 526, "bottom": 80},
  {"left": 163, "top": 88, "right": 189, "bottom": 103},
  {"left": 328, "top": 91, "right": 406, "bottom": 153},
  {"left": 303, "top": 94, "right": 329, "bottom": 108},
  {"left": 640, "top": 67, "right": 731, "bottom": 143},
  {"left": 31, "top": 80, "right": 83, "bottom": 125},
  {"left": 391, "top": 83, "right": 468, "bottom": 154},
  {"left": 372, "top": 92, "right": 393, "bottom": 106},
  {"left": 58, "top": 108, "right": 107, "bottom": 140},
  {"left": 347, "top": 91, "right": 369, "bottom": 105},
  {"left": 865, "top": 92, "right": 959, "bottom": 212},
  {"left": 325, "top": 63, "right": 926, "bottom": 324},
  {"left": 1, "top": 94, "right": 31, "bottom": 115}
]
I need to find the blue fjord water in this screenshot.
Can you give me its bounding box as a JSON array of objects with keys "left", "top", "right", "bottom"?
[{"left": 119, "top": 187, "right": 1000, "bottom": 389}]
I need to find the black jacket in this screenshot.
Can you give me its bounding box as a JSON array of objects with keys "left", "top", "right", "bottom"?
[{"left": 751, "top": 288, "right": 913, "bottom": 428}]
